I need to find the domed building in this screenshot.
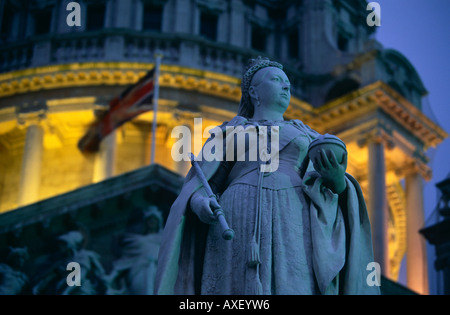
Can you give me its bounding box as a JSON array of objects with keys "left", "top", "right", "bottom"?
[{"left": 0, "top": 0, "right": 446, "bottom": 294}]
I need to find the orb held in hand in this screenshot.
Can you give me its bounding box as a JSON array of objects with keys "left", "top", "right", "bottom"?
[{"left": 308, "top": 133, "right": 347, "bottom": 168}]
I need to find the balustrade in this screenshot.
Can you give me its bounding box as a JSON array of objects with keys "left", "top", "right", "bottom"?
[{"left": 0, "top": 30, "right": 305, "bottom": 99}]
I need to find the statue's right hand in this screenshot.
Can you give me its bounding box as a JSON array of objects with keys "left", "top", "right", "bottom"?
[{"left": 190, "top": 193, "right": 219, "bottom": 224}]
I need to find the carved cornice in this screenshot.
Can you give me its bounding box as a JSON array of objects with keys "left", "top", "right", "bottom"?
[
  {"left": 314, "top": 81, "right": 447, "bottom": 149},
  {"left": 395, "top": 160, "right": 432, "bottom": 182},
  {"left": 15, "top": 100, "right": 48, "bottom": 127},
  {"left": 0, "top": 62, "right": 243, "bottom": 102},
  {"left": 371, "top": 83, "right": 446, "bottom": 148},
  {"left": 356, "top": 125, "right": 395, "bottom": 150},
  {"left": 348, "top": 120, "right": 432, "bottom": 181}
]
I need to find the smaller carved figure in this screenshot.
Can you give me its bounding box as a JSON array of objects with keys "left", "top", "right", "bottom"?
[
  {"left": 32, "top": 231, "right": 107, "bottom": 295},
  {"left": 106, "top": 206, "right": 163, "bottom": 295}
]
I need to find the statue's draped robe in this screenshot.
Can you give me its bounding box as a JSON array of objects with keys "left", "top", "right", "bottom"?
[{"left": 154, "top": 116, "right": 380, "bottom": 295}]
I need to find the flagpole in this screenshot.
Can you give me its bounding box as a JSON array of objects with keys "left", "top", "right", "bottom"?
[{"left": 150, "top": 51, "right": 163, "bottom": 165}]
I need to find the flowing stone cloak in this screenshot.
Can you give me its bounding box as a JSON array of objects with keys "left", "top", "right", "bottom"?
[{"left": 154, "top": 116, "right": 380, "bottom": 295}]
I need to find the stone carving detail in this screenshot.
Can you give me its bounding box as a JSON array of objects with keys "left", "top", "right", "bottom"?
[
  {"left": 32, "top": 231, "right": 107, "bottom": 295},
  {"left": 0, "top": 247, "right": 29, "bottom": 295},
  {"left": 106, "top": 206, "right": 163, "bottom": 295}
]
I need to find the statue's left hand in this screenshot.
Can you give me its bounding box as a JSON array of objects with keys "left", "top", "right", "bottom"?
[
  {"left": 190, "top": 193, "right": 220, "bottom": 224},
  {"left": 312, "top": 149, "right": 347, "bottom": 194}
]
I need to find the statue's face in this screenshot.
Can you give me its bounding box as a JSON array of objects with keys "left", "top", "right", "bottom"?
[{"left": 249, "top": 67, "right": 291, "bottom": 115}]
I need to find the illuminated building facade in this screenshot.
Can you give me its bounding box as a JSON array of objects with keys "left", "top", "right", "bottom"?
[{"left": 0, "top": 0, "right": 447, "bottom": 294}]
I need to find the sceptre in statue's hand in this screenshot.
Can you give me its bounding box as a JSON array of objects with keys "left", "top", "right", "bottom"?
[{"left": 189, "top": 153, "right": 234, "bottom": 241}]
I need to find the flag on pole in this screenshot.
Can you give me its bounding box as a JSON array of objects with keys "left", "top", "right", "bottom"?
[{"left": 78, "top": 68, "right": 156, "bottom": 153}]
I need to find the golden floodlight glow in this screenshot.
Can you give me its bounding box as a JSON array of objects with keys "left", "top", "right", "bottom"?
[
  {"left": 46, "top": 97, "right": 97, "bottom": 107},
  {"left": 0, "top": 62, "right": 245, "bottom": 101}
]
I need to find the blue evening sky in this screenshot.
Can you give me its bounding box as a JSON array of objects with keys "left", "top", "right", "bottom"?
[
  {"left": 375, "top": 0, "right": 450, "bottom": 220},
  {"left": 374, "top": 0, "right": 450, "bottom": 290}
]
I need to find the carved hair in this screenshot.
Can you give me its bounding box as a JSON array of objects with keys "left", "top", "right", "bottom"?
[{"left": 238, "top": 56, "right": 283, "bottom": 118}]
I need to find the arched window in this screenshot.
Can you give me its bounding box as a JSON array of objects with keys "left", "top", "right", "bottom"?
[
  {"left": 288, "top": 27, "right": 299, "bottom": 59},
  {"left": 251, "top": 25, "right": 266, "bottom": 52},
  {"left": 86, "top": 2, "right": 106, "bottom": 31},
  {"left": 34, "top": 7, "right": 53, "bottom": 35},
  {"left": 143, "top": 3, "right": 163, "bottom": 31},
  {"left": 0, "top": 4, "right": 14, "bottom": 41},
  {"left": 200, "top": 11, "right": 218, "bottom": 41}
]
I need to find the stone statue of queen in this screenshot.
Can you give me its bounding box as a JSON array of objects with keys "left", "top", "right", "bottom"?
[{"left": 155, "top": 57, "right": 380, "bottom": 295}]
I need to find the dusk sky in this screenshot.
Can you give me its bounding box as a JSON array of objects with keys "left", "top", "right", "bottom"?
[
  {"left": 375, "top": 0, "right": 450, "bottom": 219},
  {"left": 374, "top": 0, "right": 450, "bottom": 290}
]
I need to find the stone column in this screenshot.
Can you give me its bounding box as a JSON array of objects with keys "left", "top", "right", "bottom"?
[
  {"left": 17, "top": 123, "right": 44, "bottom": 207},
  {"left": 229, "top": 0, "right": 246, "bottom": 47},
  {"left": 93, "top": 131, "right": 117, "bottom": 183},
  {"left": 405, "top": 169, "right": 429, "bottom": 294},
  {"left": 300, "top": 0, "right": 335, "bottom": 74},
  {"left": 17, "top": 102, "right": 47, "bottom": 207},
  {"left": 174, "top": 0, "right": 192, "bottom": 33},
  {"left": 169, "top": 114, "right": 195, "bottom": 177},
  {"left": 168, "top": 128, "right": 189, "bottom": 176},
  {"left": 172, "top": 123, "right": 191, "bottom": 177},
  {"left": 114, "top": 0, "right": 132, "bottom": 28},
  {"left": 367, "top": 139, "right": 390, "bottom": 278}
]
